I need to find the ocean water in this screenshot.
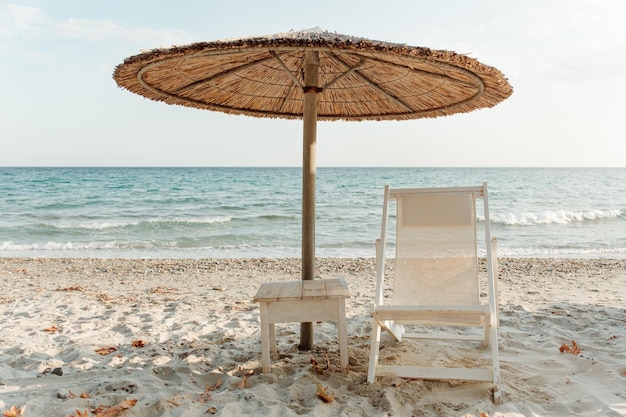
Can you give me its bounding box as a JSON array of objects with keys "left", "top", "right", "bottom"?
[{"left": 1, "top": 167, "right": 624, "bottom": 259}]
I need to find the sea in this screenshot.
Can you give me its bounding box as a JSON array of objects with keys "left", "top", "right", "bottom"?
[{"left": 1, "top": 167, "right": 624, "bottom": 259}]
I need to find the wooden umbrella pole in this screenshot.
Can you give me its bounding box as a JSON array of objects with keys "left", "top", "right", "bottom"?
[{"left": 300, "top": 50, "right": 319, "bottom": 350}]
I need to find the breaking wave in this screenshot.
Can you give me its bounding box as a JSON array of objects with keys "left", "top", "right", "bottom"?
[{"left": 489, "top": 209, "right": 622, "bottom": 226}]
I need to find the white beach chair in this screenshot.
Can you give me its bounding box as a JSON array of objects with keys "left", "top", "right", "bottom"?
[{"left": 367, "top": 183, "right": 502, "bottom": 404}]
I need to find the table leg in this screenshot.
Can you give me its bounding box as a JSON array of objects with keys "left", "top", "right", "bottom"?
[
  {"left": 269, "top": 323, "right": 276, "bottom": 358},
  {"left": 259, "top": 301, "right": 271, "bottom": 373},
  {"left": 338, "top": 299, "right": 348, "bottom": 372}
]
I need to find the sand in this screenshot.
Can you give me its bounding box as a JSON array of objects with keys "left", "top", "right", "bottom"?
[{"left": 1, "top": 257, "right": 625, "bottom": 417}]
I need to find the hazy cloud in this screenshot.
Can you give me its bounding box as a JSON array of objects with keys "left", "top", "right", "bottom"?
[
  {"left": 0, "top": 3, "right": 193, "bottom": 46},
  {"left": 0, "top": 3, "right": 45, "bottom": 37}
]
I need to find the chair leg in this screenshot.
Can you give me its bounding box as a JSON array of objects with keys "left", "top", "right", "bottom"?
[
  {"left": 368, "top": 318, "right": 382, "bottom": 383},
  {"left": 484, "top": 322, "right": 490, "bottom": 347},
  {"left": 493, "top": 385, "right": 503, "bottom": 405},
  {"left": 490, "top": 320, "right": 502, "bottom": 404}
]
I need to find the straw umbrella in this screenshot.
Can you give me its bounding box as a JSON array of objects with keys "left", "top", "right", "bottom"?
[{"left": 113, "top": 27, "right": 513, "bottom": 349}]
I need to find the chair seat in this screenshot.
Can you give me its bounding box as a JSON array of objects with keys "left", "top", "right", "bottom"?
[{"left": 373, "top": 304, "right": 488, "bottom": 327}]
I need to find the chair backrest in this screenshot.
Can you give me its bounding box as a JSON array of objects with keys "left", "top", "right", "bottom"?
[{"left": 388, "top": 186, "right": 482, "bottom": 306}]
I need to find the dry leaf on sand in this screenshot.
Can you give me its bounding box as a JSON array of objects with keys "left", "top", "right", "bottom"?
[
  {"left": 149, "top": 286, "right": 177, "bottom": 294},
  {"left": 310, "top": 357, "right": 325, "bottom": 374},
  {"left": 68, "top": 390, "right": 90, "bottom": 399},
  {"left": 166, "top": 397, "right": 181, "bottom": 406},
  {"left": 199, "top": 379, "right": 223, "bottom": 402},
  {"left": 3, "top": 405, "right": 26, "bottom": 417},
  {"left": 236, "top": 375, "right": 248, "bottom": 390},
  {"left": 316, "top": 383, "right": 334, "bottom": 403},
  {"left": 91, "top": 399, "right": 137, "bottom": 417},
  {"left": 94, "top": 347, "right": 117, "bottom": 355},
  {"left": 559, "top": 340, "right": 581, "bottom": 355},
  {"left": 207, "top": 379, "right": 223, "bottom": 391},
  {"left": 58, "top": 286, "right": 84, "bottom": 292}
]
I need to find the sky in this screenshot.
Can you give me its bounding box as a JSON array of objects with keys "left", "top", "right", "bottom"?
[{"left": 1, "top": 0, "right": 625, "bottom": 167}]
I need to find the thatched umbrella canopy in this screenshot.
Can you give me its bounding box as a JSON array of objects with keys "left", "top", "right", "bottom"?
[
  {"left": 113, "top": 27, "right": 513, "bottom": 349},
  {"left": 114, "top": 27, "right": 512, "bottom": 120}
]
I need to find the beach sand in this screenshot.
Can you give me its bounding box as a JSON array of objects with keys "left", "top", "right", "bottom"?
[{"left": 1, "top": 257, "right": 625, "bottom": 417}]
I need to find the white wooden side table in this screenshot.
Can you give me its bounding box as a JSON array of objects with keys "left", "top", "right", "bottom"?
[{"left": 253, "top": 278, "right": 350, "bottom": 373}]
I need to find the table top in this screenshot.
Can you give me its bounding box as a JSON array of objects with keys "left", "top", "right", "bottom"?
[{"left": 254, "top": 278, "right": 350, "bottom": 302}]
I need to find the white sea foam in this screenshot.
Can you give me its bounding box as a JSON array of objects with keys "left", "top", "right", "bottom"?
[
  {"left": 74, "top": 217, "right": 233, "bottom": 230},
  {"left": 149, "top": 217, "right": 232, "bottom": 224},
  {"left": 79, "top": 221, "right": 140, "bottom": 230},
  {"left": 490, "top": 209, "right": 622, "bottom": 226},
  {"left": 499, "top": 246, "right": 626, "bottom": 258},
  {"left": 1, "top": 241, "right": 119, "bottom": 251}
]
